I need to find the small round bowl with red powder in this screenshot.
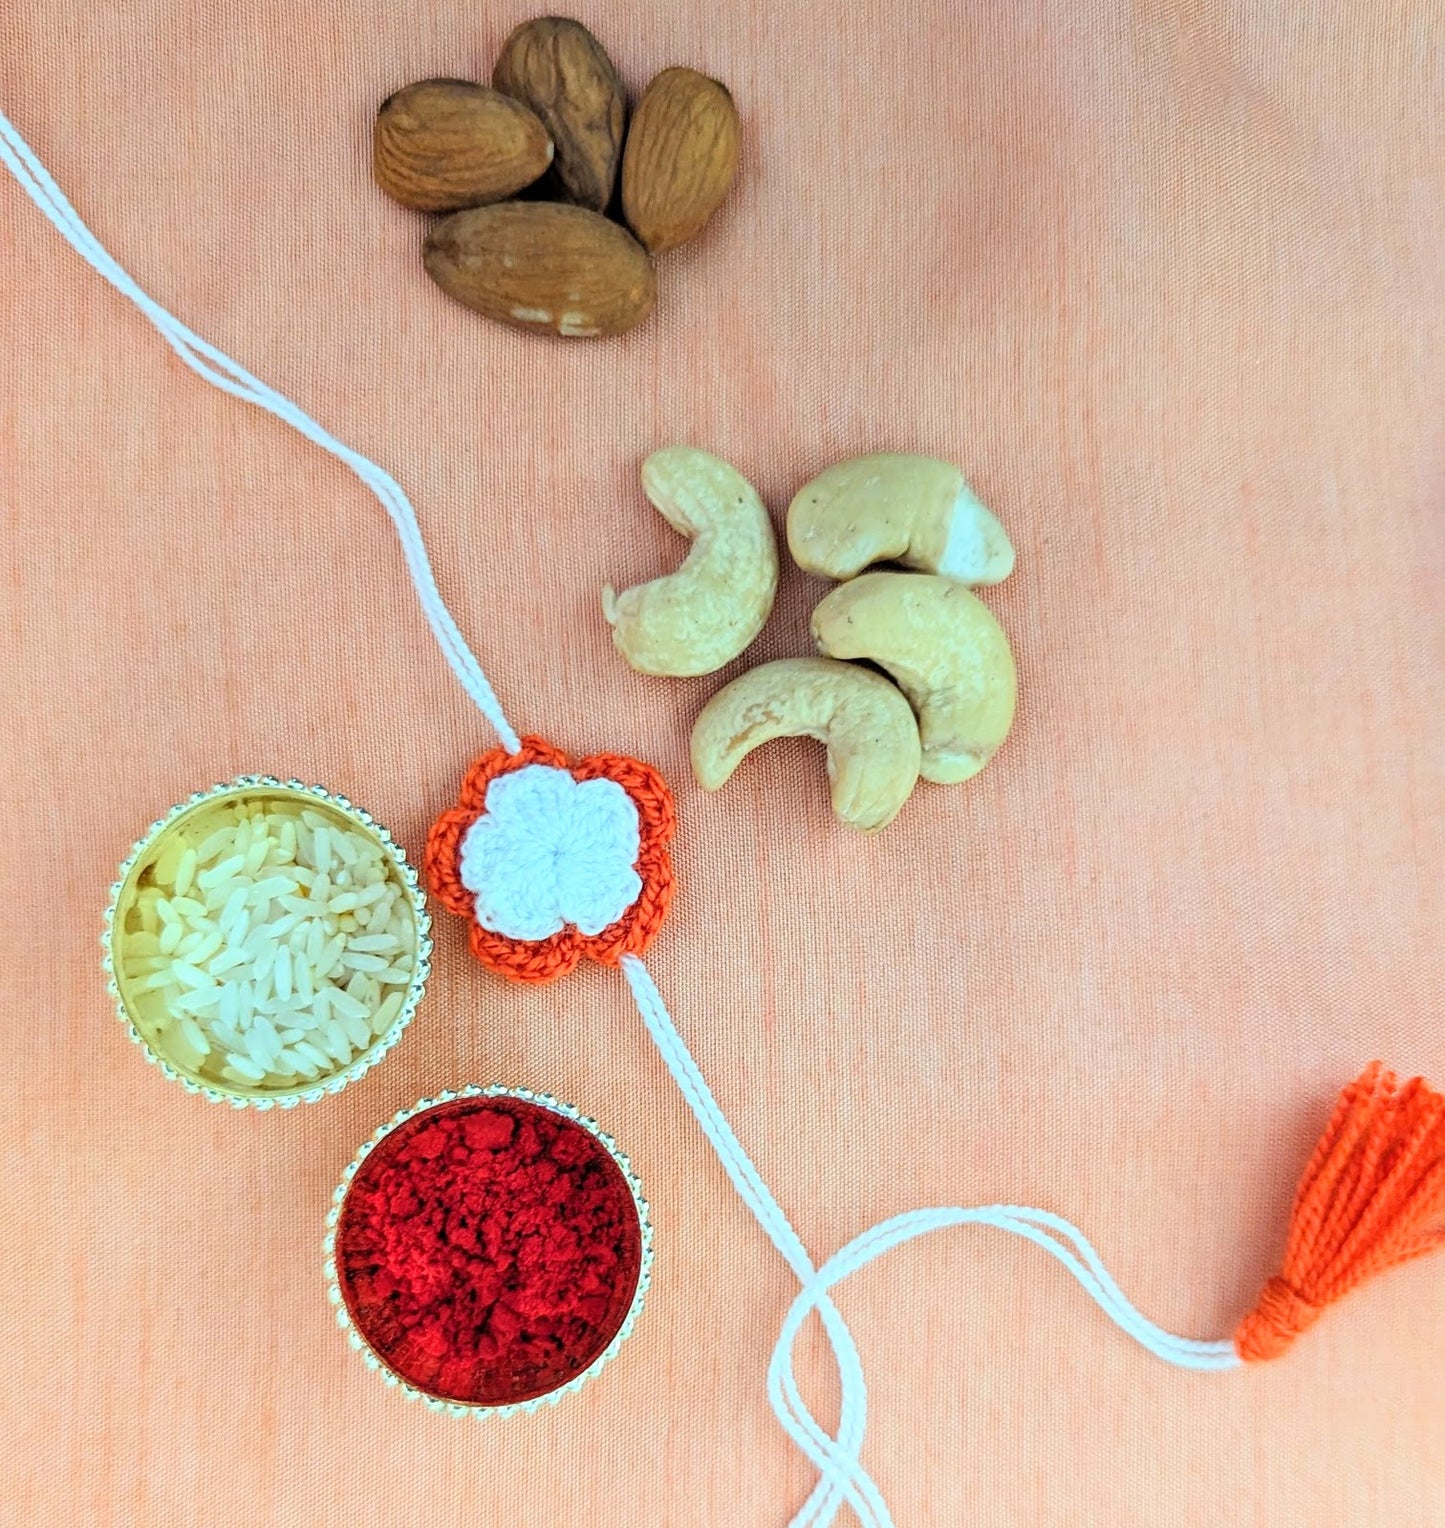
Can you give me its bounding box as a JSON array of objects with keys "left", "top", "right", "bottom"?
[{"left": 325, "top": 1086, "right": 651, "bottom": 1415}]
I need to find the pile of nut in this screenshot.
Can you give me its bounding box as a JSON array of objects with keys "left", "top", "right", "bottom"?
[
  {"left": 604, "top": 449, "right": 1018, "bottom": 832},
  {"left": 373, "top": 17, "right": 740, "bottom": 338}
]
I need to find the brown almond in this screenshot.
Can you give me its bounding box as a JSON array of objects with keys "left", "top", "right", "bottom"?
[
  {"left": 621, "top": 67, "right": 740, "bottom": 254},
  {"left": 493, "top": 17, "right": 625, "bottom": 212},
  {"left": 423, "top": 201, "right": 655, "bottom": 338},
  {"left": 373, "top": 79, "right": 553, "bottom": 212}
]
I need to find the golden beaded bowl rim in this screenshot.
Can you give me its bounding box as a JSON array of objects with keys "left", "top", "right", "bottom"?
[
  {"left": 101, "top": 776, "right": 433, "bottom": 1109},
  {"left": 324, "top": 1085, "right": 653, "bottom": 1417}
]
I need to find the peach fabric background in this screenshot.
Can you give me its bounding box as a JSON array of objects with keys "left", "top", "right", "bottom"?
[{"left": 2, "top": 2, "right": 1442, "bottom": 1523}]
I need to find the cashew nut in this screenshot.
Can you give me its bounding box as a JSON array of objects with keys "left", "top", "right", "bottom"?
[
  {"left": 690, "top": 656, "right": 922, "bottom": 832},
  {"left": 603, "top": 447, "right": 779, "bottom": 676},
  {"left": 787, "top": 452, "right": 1014, "bottom": 585},
  {"left": 811, "top": 572, "right": 1016, "bottom": 785}
]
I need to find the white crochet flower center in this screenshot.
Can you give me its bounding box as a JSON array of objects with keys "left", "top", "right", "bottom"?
[{"left": 458, "top": 764, "right": 643, "bottom": 942}]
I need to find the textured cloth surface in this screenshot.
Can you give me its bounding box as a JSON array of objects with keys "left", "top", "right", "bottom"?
[{"left": 2, "top": 3, "right": 1442, "bottom": 1524}]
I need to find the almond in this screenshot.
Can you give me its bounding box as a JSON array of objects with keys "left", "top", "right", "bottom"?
[
  {"left": 423, "top": 201, "right": 655, "bottom": 338},
  {"left": 373, "top": 79, "right": 553, "bottom": 212},
  {"left": 621, "top": 67, "right": 740, "bottom": 254},
  {"left": 492, "top": 17, "right": 626, "bottom": 212}
]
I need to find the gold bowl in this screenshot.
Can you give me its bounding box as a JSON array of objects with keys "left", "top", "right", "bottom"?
[{"left": 102, "top": 776, "right": 431, "bottom": 1108}]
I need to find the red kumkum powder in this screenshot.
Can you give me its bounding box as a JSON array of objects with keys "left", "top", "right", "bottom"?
[{"left": 336, "top": 1095, "right": 643, "bottom": 1405}]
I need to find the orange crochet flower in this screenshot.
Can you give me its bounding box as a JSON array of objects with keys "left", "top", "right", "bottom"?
[{"left": 425, "top": 736, "right": 676, "bottom": 984}]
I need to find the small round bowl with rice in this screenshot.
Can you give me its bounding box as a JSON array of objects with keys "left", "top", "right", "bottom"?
[{"left": 103, "top": 777, "right": 432, "bottom": 1108}]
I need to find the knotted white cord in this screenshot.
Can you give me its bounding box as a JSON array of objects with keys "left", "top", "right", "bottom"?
[{"left": 1, "top": 105, "right": 1244, "bottom": 1528}]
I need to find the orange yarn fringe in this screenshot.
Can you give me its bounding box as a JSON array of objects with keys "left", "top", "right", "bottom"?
[
  {"left": 425, "top": 736, "right": 676, "bottom": 986},
  {"left": 1235, "top": 1062, "right": 1445, "bottom": 1362}
]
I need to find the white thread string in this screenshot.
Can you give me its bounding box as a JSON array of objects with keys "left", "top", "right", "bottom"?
[
  {"left": 763, "top": 1216, "right": 1239, "bottom": 1527},
  {"left": 625, "top": 960, "right": 1242, "bottom": 1528},
  {"left": 0, "top": 105, "right": 521, "bottom": 755},
  {"left": 771, "top": 1205, "right": 1241, "bottom": 1434},
  {"left": 766, "top": 1209, "right": 1240, "bottom": 1528},
  {"left": 622, "top": 956, "right": 887, "bottom": 1528},
  {"left": 760, "top": 1216, "right": 1234, "bottom": 1528}
]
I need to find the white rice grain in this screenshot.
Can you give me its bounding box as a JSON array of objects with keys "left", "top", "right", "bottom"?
[
  {"left": 283, "top": 1047, "right": 320, "bottom": 1079},
  {"left": 194, "top": 826, "right": 234, "bottom": 864},
  {"left": 246, "top": 1022, "right": 279, "bottom": 1071},
  {"left": 179, "top": 1016, "right": 211, "bottom": 1057},
  {"left": 210, "top": 947, "right": 247, "bottom": 976},
  {"left": 341, "top": 1013, "right": 372, "bottom": 1051},
  {"left": 370, "top": 991, "right": 405, "bottom": 1037},
  {"left": 197, "top": 854, "right": 245, "bottom": 890},
  {"left": 293, "top": 1040, "right": 328, "bottom": 1071},
  {"left": 314, "top": 936, "right": 344, "bottom": 980},
  {"left": 339, "top": 951, "right": 386, "bottom": 973},
  {"left": 250, "top": 942, "right": 277, "bottom": 985},
  {"left": 273, "top": 947, "right": 292, "bottom": 1002},
  {"left": 218, "top": 889, "right": 250, "bottom": 942},
  {"left": 212, "top": 1020, "right": 246, "bottom": 1055},
  {"left": 318, "top": 1024, "right": 352, "bottom": 1065},
  {"left": 327, "top": 986, "right": 369, "bottom": 1022},
  {"left": 173, "top": 988, "right": 221, "bottom": 1017},
  {"left": 347, "top": 933, "right": 400, "bottom": 954},
  {"left": 170, "top": 962, "right": 213, "bottom": 991},
  {"left": 179, "top": 927, "right": 224, "bottom": 966}
]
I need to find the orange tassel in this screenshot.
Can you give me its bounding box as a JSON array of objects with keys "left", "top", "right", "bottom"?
[{"left": 1235, "top": 1062, "right": 1445, "bottom": 1361}]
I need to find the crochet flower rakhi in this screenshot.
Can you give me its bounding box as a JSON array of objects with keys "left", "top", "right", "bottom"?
[
  {"left": 425, "top": 737, "right": 675, "bottom": 983},
  {"left": 6, "top": 103, "right": 1444, "bottom": 1528}
]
